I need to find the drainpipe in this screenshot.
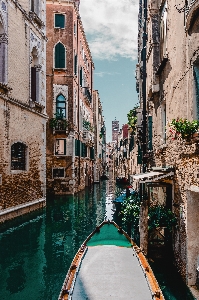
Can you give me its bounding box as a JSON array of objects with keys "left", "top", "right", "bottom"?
[{"left": 139, "top": 0, "right": 148, "bottom": 255}]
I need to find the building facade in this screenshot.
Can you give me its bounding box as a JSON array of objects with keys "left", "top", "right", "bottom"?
[
  {"left": 112, "top": 119, "right": 119, "bottom": 142},
  {"left": 46, "top": 0, "right": 97, "bottom": 195},
  {"left": 135, "top": 0, "right": 199, "bottom": 293},
  {"left": 0, "top": 0, "right": 47, "bottom": 222},
  {"left": 93, "top": 90, "right": 106, "bottom": 182}
]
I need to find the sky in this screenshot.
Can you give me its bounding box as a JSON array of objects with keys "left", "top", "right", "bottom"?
[{"left": 79, "top": 0, "right": 139, "bottom": 142}]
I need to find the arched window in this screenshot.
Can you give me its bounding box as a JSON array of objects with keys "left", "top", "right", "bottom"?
[
  {"left": 11, "top": 143, "right": 26, "bottom": 170},
  {"left": 54, "top": 43, "right": 66, "bottom": 69},
  {"left": 56, "top": 94, "right": 66, "bottom": 118}
]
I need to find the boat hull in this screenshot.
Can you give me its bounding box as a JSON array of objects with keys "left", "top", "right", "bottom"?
[{"left": 58, "top": 221, "right": 164, "bottom": 300}]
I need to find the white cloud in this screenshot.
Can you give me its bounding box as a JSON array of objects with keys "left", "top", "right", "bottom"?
[
  {"left": 79, "top": 0, "right": 139, "bottom": 61},
  {"left": 95, "top": 71, "right": 120, "bottom": 77}
]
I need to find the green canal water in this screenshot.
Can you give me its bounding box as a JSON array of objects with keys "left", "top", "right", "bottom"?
[{"left": 0, "top": 181, "right": 196, "bottom": 300}]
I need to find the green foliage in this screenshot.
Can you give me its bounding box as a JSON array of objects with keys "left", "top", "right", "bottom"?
[
  {"left": 83, "top": 119, "right": 93, "bottom": 131},
  {"left": 127, "top": 105, "right": 139, "bottom": 134},
  {"left": 121, "top": 194, "right": 177, "bottom": 232},
  {"left": 49, "top": 112, "right": 68, "bottom": 130},
  {"left": 169, "top": 118, "right": 199, "bottom": 140},
  {"left": 121, "top": 192, "right": 140, "bottom": 227},
  {"left": 148, "top": 205, "right": 177, "bottom": 231}
]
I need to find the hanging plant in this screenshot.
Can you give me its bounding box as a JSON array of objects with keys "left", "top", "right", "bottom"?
[
  {"left": 49, "top": 112, "right": 68, "bottom": 130},
  {"left": 148, "top": 205, "right": 177, "bottom": 231},
  {"left": 83, "top": 119, "right": 93, "bottom": 131},
  {"left": 127, "top": 105, "right": 139, "bottom": 135},
  {"left": 169, "top": 118, "right": 199, "bottom": 140},
  {"left": 121, "top": 192, "right": 140, "bottom": 228}
]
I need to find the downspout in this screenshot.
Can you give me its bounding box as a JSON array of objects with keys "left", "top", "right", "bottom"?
[{"left": 139, "top": 0, "right": 149, "bottom": 255}]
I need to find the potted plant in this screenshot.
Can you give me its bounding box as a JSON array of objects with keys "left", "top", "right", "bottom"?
[
  {"left": 49, "top": 112, "right": 68, "bottom": 131},
  {"left": 169, "top": 118, "right": 199, "bottom": 143}
]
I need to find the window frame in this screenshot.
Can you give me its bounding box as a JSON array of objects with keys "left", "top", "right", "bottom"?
[
  {"left": 55, "top": 139, "right": 66, "bottom": 156},
  {"left": 56, "top": 94, "right": 66, "bottom": 118},
  {"left": 54, "top": 42, "right": 66, "bottom": 69},
  {"left": 11, "top": 142, "right": 27, "bottom": 171},
  {"left": 54, "top": 13, "right": 65, "bottom": 29},
  {"left": 52, "top": 168, "right": 65, "bottom": 178}
]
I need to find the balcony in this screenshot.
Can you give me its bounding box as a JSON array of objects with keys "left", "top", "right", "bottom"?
[{"left": 49, "top": 117, "right": 69, "bottom": 134}]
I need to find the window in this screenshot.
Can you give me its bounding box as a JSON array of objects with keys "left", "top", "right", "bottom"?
[
  {"left": 31, "top": 0, "right": 40, "bottom": 16},
  {"left": 54, "top": 42, "right": 66, "bottom": 69},
  {"left": 74, "top": 22, "right": 76, "bottom": 35},
  {"left": 11, "top": 143, "right": 26, "bottom": 170},
  {"left": 74, "top": 53, "right": 77, "bottom": 75},
  {"left": 160, "top": 1, "right": 167, "bottom": 61},
  {"left": 80, "top": 67, "right": 83, "bottom": 86},
  {"left": 55, "top": 14, "right": 65, "bottom": 29},
  {"left": 31, "top": 47, "right": 40, "bottom": 102},
  {"left": 56, "top": 94, "right": 66, "bottom": 117},
  {"left": 55, "top": 139, "right": 66, "bottom": 155},
  {"left": 53, "top": 168, "right": 65, "bottom": 178}
]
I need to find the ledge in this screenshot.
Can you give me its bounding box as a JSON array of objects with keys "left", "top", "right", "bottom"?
[{"left": 0, "top": 198, "right": 46, "bottom": 224}]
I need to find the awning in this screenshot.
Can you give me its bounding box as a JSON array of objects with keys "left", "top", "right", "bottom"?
[{"left": 131, "top": 171, "right": 174, "bottom": 183}]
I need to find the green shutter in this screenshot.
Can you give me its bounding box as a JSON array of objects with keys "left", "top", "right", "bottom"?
[
  {"left": 80, "top": 67, "right": 82, "bottom": 86},
  {"left": 75, "top": 140, "right": 81, "bottom": 156},
  {"left": 55, "top": 14, "right": 65, "bottom": 28},
  {"left": 55, "top": 43, "right": 65, "bottom": 68},
  {"left": 137, "top": 144, "right": 142, "bottom": 165},
  {"left": 90, "top": 147, "right": 94, "bottom": 159},
  {"left": 148, "top": 116, "right": 153, "bottom": 150},
  {"left": 74, "top": 54, "right": 77, "bottom": 75},
  {"left": 129, "top": 136, "right": 134, "bottom": 152}
]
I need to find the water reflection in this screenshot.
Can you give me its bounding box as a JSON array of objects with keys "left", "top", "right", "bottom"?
[
  {"left": 0, "top": 183, "right": 110, "bottom": 300},
  {"left": 0, "top": 180, "right": 195, "bottom": 300}
]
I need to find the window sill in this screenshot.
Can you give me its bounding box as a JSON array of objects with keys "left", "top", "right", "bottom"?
[
  {"left": 54, "top": 27, "right": 65, "bottom": 30},
  {"left": 30, "top": 100, "right": 45, "bottom": 113},
  {"left": 11, "top": 170, "right": 27, "bottom": 174}
]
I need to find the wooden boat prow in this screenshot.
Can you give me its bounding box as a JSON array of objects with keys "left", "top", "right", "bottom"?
[{"left": 58, "top": 220, "right": 164, "bottom": 300}]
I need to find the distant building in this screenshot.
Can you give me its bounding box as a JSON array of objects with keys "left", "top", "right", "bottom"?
[
  {"left": 46, "top": 0, "right": 100, "bottom": 195},
  {"left": 112, "top": 119, "right": 119, "bottom": 141}
]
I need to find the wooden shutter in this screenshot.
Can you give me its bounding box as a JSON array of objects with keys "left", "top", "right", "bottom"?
[
  {"left": 31, "top": 67, "right": 36, "bottom": 101},
  {"left": 55, "top": 14, "right": 65, "bottom": 28},
  {"left": 80, "top": 67, "right": 82, "bottom": 86},
  {"left": 74, "top": 54, "right": 77, "bottom": 75},
  {"left": 55, "top": 43, "right": 65, "bottom": 68}
]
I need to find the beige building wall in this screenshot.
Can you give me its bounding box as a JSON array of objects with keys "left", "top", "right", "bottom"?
[
  {"left": 145, "top": 0, "right": 199, "bottom": 286},
  {"left": 0, "top": 0, "right": 47, "bottom": 222}
]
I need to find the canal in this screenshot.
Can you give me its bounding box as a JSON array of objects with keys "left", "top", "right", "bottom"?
[{"left": 0, "top": 179, "right": 195, "bottom": 300}]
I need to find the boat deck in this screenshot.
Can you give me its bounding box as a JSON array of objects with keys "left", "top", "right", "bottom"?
[{"left": 72, "top": 245, "right": 153, "bottom": 299}]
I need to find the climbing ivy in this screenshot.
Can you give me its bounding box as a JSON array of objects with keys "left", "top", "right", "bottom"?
[{"left": 127, "top": 105, "right": 139, "bottom": 135}]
